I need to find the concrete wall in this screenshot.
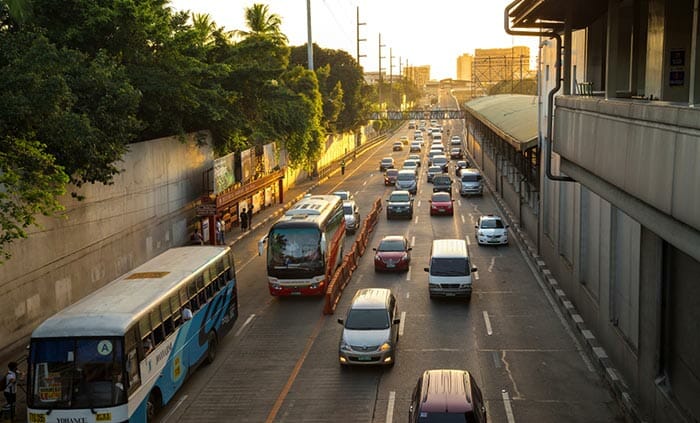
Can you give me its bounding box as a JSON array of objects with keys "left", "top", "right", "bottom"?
[{"left": 0, "top": 133, "right": 213, "bottom": 357}]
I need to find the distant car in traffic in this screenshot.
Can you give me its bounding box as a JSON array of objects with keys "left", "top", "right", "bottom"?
[
  {"left": 429, "top": 192, "right": 454, "bottom": 216},
  {"left": 384, "top": 168, "right": 399, "bottom": 185},
  {"left": 432, "top": 174, "right": 452, "bottom": 194},
  {"left": 450, "top": 147, "right": 463, "bottom": 160},
  {"left": 409, "top": 142, "right": 422, "bottom": 152},
  {"left": 426, "top": 165, "right": 443, "bottom": 183},
  {"left": 379, "top": 157, "right": 395, "bottom": 171},
  {"left": 373, "top": 235, "right": 412, "bottom": 272},
  {"left": 392, "top": 141, "right": 403, "bottom": 151},
  {"left": 475, "top": 214, "right": 509, "bottom": 245},
  {"left": 343, "top": 200, "right": 360, "bottom": 234},
  {"left": 386, "top": 190, "right": 414, "bottom": 219},
  {"left": 455, "top": 160, "right": 469, "bottom": 175},
  {"left": 407, "top": 154, "right": 421, "bottom": 166},
  {"left": 394, "top": 170, "right": 418, "bottom": 195}
]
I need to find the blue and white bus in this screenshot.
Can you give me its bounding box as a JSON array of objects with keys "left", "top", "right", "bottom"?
[{"left": 26, "top": 246, "right": 238, "bottom": 423}]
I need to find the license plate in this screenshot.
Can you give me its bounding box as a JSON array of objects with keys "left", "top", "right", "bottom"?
[
  {"left": 291, "top": 291, "right": 301, "bottom": 295},
  {"left": 387, "top": 263, "right": 395, "bottom": 268},
  {"left": 357, "top": 356, "right": 372, "bottom": 361},
  {"left": 438, "top": 208, "right": 445, "bottom": 212},
  {"left": 446, "top": 293, "right": 456, "bottom": 297}
]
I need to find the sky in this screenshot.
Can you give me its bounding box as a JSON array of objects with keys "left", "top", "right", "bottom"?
[{"left": 168, "top": 0, "right": 540, "bottom": 80}]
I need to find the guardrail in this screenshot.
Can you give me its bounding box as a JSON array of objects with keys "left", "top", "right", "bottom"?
[{"left": 323, "top": 197, "right": 382, "bottom": 314}]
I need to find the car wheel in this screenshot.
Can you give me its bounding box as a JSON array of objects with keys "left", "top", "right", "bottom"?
[{"left": 204, "top": 332, "right": 218, "bottom": 365}]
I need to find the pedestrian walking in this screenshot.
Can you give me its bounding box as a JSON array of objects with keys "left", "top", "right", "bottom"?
[
  {"left": 2, "top": 362, "right": 17, "bottom": 421},
  {"left": 340, "top": 159, "right": 346, "bottom": 175},
  {"left": 216, "top": 218, "right": 225, "bottom": 245},
  {"left": 190, "top": 228, "right": 204, "bottom": 245},
  {"left": 240, "top": 208, "right": 248, "bottom": 232},
  {"left": 247, "top": 206, "right": 253, "bottom": 231}
]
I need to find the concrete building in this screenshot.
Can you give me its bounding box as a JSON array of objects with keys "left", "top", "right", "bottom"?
[
  {"left": 505, "top": 1, "right": 700, "bottom": 422},
  {"left": 473, "top": 46, "right": 530, "bottom": 90},
  {"left": 404, "top": 65, "right": 430, "bottom": 88},
  {"left": 456, "top": 53, "right": 473, "bottom": 81}
]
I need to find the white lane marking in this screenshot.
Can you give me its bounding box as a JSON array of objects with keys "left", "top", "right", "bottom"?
[
  {"left": 473, "top": 271, "right": 479, "bottom": 280},
  {"left": 488, "top": 257, "right": 496, "bottom": 273},
  {"left": 162, "top": 394, "right": 188, "bottom": 422},
  {"left": 399, "top": 311, "right": 406, "bottom": 336},
  {"left": 406, "top": 292, "right": 410, "bottom": 299},
  {"left": 414, "top": 216, "right": 419, "bottom": 224},
  {"left": 235, "top": 314, "right": 256, "bottom": 337},
  {"left": 386, "top": 391, "right": 396, "bottom": 423},
  {"left": 362, "top": 181, "right": 367, "bottom": 186},
  {"left": 406, "top": 266, "right": 412, "bottom": 281},
  {"left": 417, "top": 200, "right": 421, "bottom": 208},
  {"left": 466, "top": 236, "right": 471, "bottom": 246},
  {"left": 502, "top": 390, "right": 516, "bottom": 423},
  {"left": 461, "top": 214, "right": 465, "bottom": 224},
  {"left": 411, "top": 236, "right": 415, "bottom": 247},
  {"left": 483, "top": 311, "right": 493, "bottom": 335}
]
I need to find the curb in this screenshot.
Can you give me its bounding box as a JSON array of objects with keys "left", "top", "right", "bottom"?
[{"left": 467, "top": 150, "right": 645, "bottom": 423}]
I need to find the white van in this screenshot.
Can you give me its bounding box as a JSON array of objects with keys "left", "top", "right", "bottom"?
[
  {"left": 423, "top": 239, "right": 477, "bottom": 299},
  {"left": 458, "top": 168, "right": 483, "bottom": 196}
]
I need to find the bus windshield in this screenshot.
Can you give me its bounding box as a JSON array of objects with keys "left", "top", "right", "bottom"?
[
  {"left": 29, "top": 338, "right": 126, "bottom": 409},
  {"left": 268, "top": 227, "right": 324, "bottom": 271}
]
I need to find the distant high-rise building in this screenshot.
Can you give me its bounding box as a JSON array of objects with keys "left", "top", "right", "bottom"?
[
  {"left": 404, "top": 65, "right": 430, "bottom": 88},
  {"left": 456, "top": 54, "right": 473, "bottom": 81},
  {"left": 473, "top": 46, "right": 530, "bottom": 88}
]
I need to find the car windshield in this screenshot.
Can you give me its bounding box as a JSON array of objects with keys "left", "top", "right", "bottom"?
[
  {"left": 433, "top": 158, "right": 447, "bottom": 166},
  {"left": 417, "top": 412, "right": 475, "bottom": 422},
  {"left": 382, "top": 159, "right": 393, "bottom": 165},
  {"left": 28, "top": 338, "right": 126, "bottom": 409},
  {"left": 430, "top": 258, "right": 469, "bottom": 276},
  {"left": 432, "top": 193, "right": 451, "bottom": 202},
  {"left": 404, "top": 160, "right": 417, "bottom": 167},
  {"left": 378, "top": 239, "right": 406, "bottom": 251},
  {"left": 429, "top": 167, "right": 442, "bottom": 173},
  {"left": 480, "top": 219, "right": 504, "bottom": 229},
  {"left": 334, "top": 192, "right": 349, "bottom": 200},
  {"left": 397, "top": 173, "right": 415, "bottom": 181},
  {"left": 461, "top": 173, "right": 481, "bottom": 182},
  {"left": 343, "top": 206, "right": 353, "bottom": 214},
  {"left": 386, "top": 170, "right": 398, "bottom": 176},
  {"left": 390, "top": 193, "right": 410, "bottom": 202},
  {"left": 345, "top": 309, "right": 390, "bottom": 330}
]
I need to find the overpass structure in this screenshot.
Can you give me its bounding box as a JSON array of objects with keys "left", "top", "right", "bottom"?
[{"left": 370, "top": 109, "right": 465, "bottom": 120}]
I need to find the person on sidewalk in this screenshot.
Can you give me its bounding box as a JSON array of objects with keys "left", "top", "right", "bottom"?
[
  {"left": 247, "top": 206, "right": 253, "bottom": 231},
  {"left": 341, "top": 159, "right": 346, "bottom": 175},
  {"left": 240, "top": 208, "right": 248, "bottom": 232},
  {"left": 3, "top": 362, "right": 18, "bottom": 421},
  {"left": 216, "top": 218, "right": 225, "bottom": 245}
]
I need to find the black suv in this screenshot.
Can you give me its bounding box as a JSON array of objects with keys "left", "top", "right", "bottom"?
[
  {"left": 432, "top": 174, "right": 453, "bottom": 195},
  {"left": 386, "top": 190, "right": 414, "bottom": 219}
]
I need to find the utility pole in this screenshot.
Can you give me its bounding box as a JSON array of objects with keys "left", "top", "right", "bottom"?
[
  {"left": 356, "top": 7, "right": 366, "bottom": 65},
  {"left": 378, "top": 33, "right": 385, "bottom": 106},
  {"left": 306, "top": 0, "right": 313, "bottom": 70},
  {"left": 389, "top": 48, "right": 395, "bottom": 108}
]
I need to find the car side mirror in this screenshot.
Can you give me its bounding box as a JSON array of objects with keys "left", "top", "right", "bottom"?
[
  {"left": 474, "top": 225, "right": 478, "bottom": 229},
  {"left": 407, "top": 247, "right": 412, "bottom": 251},
  {"left": 471, "top": 266, "right": 478, "bottom": 272},
  {"left": 428, "top": 200, "right": 432, "bottom": 203},
  {"left": 393, "top": 318, "right": 401, "bottom": 325},
  {"left": 337, "top": 318, "right": 344, "bottom": 325},
  {"left": 372, "top": 248, "right": 377, "bottom": 251},
  {"left": 423, "top": 267, "right": 429, "bottom": 272}
]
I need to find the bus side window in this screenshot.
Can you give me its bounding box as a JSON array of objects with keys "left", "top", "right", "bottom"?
[
  {"left": 188, "top": 282, "right": 199, "bottom": 310},
  {"left": 150, "top": 308, "right": 165, "bottom": 345},
  {"left": 160, "top": 301, "right": 174, "bottom": 336},
  {"left": 170, "top": 294, "right": 182, "bottom": 327},
  {"left": 124, "top": 328, "right": 141, "bottom": 394},
  {"left": 196, "top": 274, "right": 206, "bottom": 305},
  {"left": 216, "top": 258, "right": 225, "bottom": 274},
  {"left": 138, "top": 317, "right": 153, "bottom": 357}
]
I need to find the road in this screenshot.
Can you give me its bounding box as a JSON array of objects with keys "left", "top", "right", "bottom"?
[{"left": 157, "top": 98, "right": 623, "bottom": 423}]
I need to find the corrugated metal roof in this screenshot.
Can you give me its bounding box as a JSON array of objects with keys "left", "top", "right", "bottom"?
[{"left": 465, "top": 94, "right": 538, "bottom": 151}]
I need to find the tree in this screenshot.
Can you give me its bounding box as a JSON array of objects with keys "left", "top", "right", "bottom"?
[{"left": 236, "top": 3, "right": 287, "bottom": 44}]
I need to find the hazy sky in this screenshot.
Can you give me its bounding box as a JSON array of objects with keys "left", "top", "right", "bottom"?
[{"left": 168, "top": 0, "right": 540, "bottom": 80}]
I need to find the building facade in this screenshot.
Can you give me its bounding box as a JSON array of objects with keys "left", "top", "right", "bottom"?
[
  {"left": 456, "top": 53, "right": 473, "bottom": 81},
  {"left": 507, "top": 0, "right": 700, "bottom": 421},
  {"left": 404, "top": 65, "right": 430, "bottom": 88},
  {"left": 473, "top": 46, "right": 530, "bottom": 89}
]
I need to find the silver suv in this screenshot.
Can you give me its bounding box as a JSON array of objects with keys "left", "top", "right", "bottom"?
[
  {"left": 337, "top": 288, "right": 400, "bottom": 367},
  {"left": 343, "top": 200, "right": 360, "bottom": 234},
  {"left": 395, "top": 169, "right": 418, "bottom": 194}
]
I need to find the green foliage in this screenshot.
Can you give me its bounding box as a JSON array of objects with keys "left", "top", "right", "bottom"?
[{"left": 0, "top": 136, "right": 69, "bottom": 262}]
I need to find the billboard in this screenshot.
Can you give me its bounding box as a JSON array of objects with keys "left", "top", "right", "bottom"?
[
  {"left": 214, "top": 152, "right": 236, "bottom": 194},
  {"left": 241, "top": 147, "right": 254, "bottom": 183},
  {"left": 263, "top": 142, "right": 278, "bottom": 172}
]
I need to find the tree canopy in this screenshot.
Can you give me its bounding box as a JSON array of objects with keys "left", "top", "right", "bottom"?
[{"left": 0, "top": 0, "right": 372, "bottom": 260}]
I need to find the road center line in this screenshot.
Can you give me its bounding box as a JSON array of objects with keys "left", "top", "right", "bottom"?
[
  {"left": 461, "top": 214, "right": 465, "bottom": 224},
  {"left": 234, "top": 314, "right": 256, "bottom": 337},
  {"left": 406, "top": 266, "right": 412, "bottom": 281},
  {"left": 399, "top": 312, "right": 406, "bottom": 336},
  {"left": 502, "top": 390, "right": 516, "bottom": 423},
  {"left": 483, "top": 311, "right": 493, "bottom": 335},
  {"left": 466, "top": 236, "right": 471, "bottom": 246},
  {"left": 417, "top": 200, "right": 421, "bottom": 208},
  {"left": 488, "top": 257, "right": 496, "bottom": 272},
  {"left": 161, "top": 394, "right": 188, "bottom": 422},
  {"left": 386, "top": 391, "right": 396, "bottom": 423},
  {"left": 265, "top": 317, "right": 325, "bottom": 423},
  {"left": 414, "top": 215, "right": 419, "bottom": 224}
]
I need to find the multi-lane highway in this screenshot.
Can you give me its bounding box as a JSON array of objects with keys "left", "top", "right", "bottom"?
[{"left": 158, "top": 107, "right": 622, "bottom": 423}]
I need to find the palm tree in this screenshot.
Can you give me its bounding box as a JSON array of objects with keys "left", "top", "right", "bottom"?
[
  {"left": 235, "top": 3, "right": 288, "bottom": 43},
  {"left": 191, "top": 13, "right": 217, "bottom": 46}
]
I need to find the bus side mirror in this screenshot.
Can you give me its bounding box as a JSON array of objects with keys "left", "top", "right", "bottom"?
[
  {"left": 320, "top": 233, "right": 327, "bottom": 252},
  {"left": 258, "top": 235, "right": 268, "bottom": 256}
]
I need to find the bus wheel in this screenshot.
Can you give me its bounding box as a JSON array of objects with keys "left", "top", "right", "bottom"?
[
  {"left": 147, "top": 391, "right": 162, "bottom": 422},
  {"left": 204, "top": 332, "right": 218, "bottom": 365}
]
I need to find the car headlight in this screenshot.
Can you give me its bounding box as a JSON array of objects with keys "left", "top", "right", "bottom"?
[
  {"left": 379, "top": 342, "right": 392, "bottom": 351},
  {"left": 478, "top": 231, "right": 485, "bottom": 236},
  {"left": 340, "top": 341, "right": 352, "bottom": 352},
  {"left": 399, "top": 253, "right": 408, "bottom": 261}
]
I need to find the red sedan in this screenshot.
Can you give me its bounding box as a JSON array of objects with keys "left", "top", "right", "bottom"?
[
  {"left": 373, "top": 235, "right": 412, "bottom": 272},
  {"left": 429, "top": 192, "right": 454, "bottom": 216}
]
